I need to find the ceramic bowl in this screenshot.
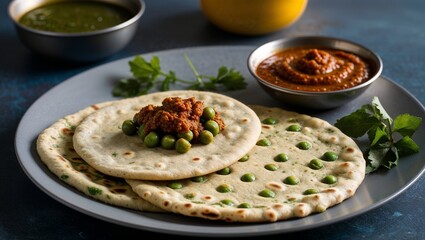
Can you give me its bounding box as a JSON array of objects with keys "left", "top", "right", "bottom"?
[
  {"left": 247, "top": 36, "right": 383, "bottom": 109},
  {"left": 8, "top": 0, "right": 145, "bottom": 62}
]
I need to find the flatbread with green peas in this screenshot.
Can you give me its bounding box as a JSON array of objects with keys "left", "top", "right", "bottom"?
[
  {"left": 127, "top": 105, "right": 366, "bottom": 222},
  {"left": 36, "top": 102, "right": 162, "bottom": 212},
  {"left": 73, "top": 90, "right": 262, "bottom": 180}
]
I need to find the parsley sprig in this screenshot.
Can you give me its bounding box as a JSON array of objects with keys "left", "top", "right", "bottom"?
[
  {"left": 335, "top": 96, "right": 422, "bottom": 174},
  {"left": 112, "top": 54, "right": 246, "bottom": 98}
]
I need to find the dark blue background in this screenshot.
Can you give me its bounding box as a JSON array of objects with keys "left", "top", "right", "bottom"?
[{"left": 1, "top": 0, "right": 424, "bottom": 239}]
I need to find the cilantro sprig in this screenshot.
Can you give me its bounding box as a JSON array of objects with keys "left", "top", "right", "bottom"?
[
  {"left": 112, "top": 54, "right": 246, "bottom": 98},
  {"left": 335, "top": 97, "right": 422, "bottom": 174}
]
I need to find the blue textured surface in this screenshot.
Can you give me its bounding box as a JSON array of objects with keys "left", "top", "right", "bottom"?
[{"left": 1, "top": 0, "right": 424, "bottom": 239}]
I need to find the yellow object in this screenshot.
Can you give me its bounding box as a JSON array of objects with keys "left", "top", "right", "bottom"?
[{"left": 200, "top": 0, "right": 308, "bottom": 35}]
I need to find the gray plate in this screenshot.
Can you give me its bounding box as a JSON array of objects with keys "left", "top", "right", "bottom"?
[{"left": 15, "top": 46, "right": 425, "bottom": 237}]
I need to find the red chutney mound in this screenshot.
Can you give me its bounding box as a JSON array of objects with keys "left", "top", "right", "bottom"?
[
  {"left": 256, "top": 47, "right": 371, "bottom": 92},
  {"left": 134, "top": 97, "right": 225, "bottom": 138}
]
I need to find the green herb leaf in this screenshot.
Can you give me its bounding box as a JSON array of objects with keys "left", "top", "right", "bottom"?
[
  {"left": 366, "top": 147, "right": 390, "bottom": 173},
  {"left": 213, "top": 66, "right": 247, "bottom": 90},
  {"left": 334, "top": 108, "right": 381, "bottom": 138},
  {"left": 88, "top": 187, "right": 102, "bottom": 195},
  {"left": 368, "top": 126, "right": 389, "bottom": 147},
  {"left": 335, "top": 96, "right": 422, "bottom": 174},
  {"left": 394, "top": 136, "right": 420, "bottom": 156},
  {"left": 113, "top": 54, "right": 247, "bottom": 98},
  {"left": 371, "top": 96, "right": 393, "bottom": 124},
  {"left": 385, "top": 146, "right": 399, "bottom": 169},
  {"left": 393, "top": 113, "right": 422, "bottom": 137},
  {"left": 130, "top": 56, "right": 158, "bottom": 78}
]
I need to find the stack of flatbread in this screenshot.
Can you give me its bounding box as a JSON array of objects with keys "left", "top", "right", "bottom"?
[{"left": 36, "top": 90, "right": 365, "bottom": 222}]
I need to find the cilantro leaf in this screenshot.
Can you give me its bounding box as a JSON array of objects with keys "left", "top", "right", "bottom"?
[
  {"left": 113, "top": 54, "right": 247, "bottom": 98},
  {"left": 368, "top": 126, "right": 389, "bottom": 147},
  {"left": 394, "top": 136, "right": 420, "bottom": 156},
  {"left": 335, "top": 96, "right": 422, "bottom": 174},
  {"left": 334, "top": 108, "right": 381, "bottom": 137},
  {"left": 130, "top": 55, "right": 159, "bottom": 79},
  {"left": 393, "top": 113, "right": 422, "bottom": 137},
  {"left": 214, "top": 67, "right": 247, "bottom": 90},
  {"left": 366, "top": 147, "right": 390, "bottom": 173},
  {"left": 371, "top": 96, "right": 393, "bottom": 124}
]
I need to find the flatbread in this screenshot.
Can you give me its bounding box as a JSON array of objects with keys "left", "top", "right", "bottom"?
[
  {"left": 36, "top": 102, "right": 162, "bottom": 212},
  {"left": 127, "top": 105, "right": 366, "bottom": 222},
  {"left": 73, "top": 90, "right": 262, "bottom": 180}
]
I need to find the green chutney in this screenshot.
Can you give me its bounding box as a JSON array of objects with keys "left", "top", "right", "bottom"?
[{"left": 19, "top": 2, "right": 133, "bottom": 33}]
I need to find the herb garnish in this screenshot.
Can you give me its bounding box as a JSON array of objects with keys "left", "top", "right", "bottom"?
[
  {"left": 112, "top": 54, "right": 247, "bottom": 98},
  {"left": 335, "top": 97, "right": 422, "bottom": 174},
  {"left": 88, "top": 187, "right": 102, "bottom": 195}
]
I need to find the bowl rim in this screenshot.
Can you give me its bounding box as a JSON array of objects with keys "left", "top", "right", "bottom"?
[
  {"left": 8, "top": 0, "right": 145, "bottom": 37},
  {"left": 247, "top": 35, "right": 383, "bottom": 96}
]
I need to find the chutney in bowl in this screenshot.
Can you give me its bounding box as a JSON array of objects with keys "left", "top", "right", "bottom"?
[
  {"left": 9, "top": 0, "right": 145, "bottom": 62},
  {"left": 248, "top": 36, "right": 383, "bottom": 109}
]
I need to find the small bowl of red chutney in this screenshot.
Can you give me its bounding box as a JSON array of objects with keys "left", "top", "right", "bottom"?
[{"left": 247, "top": 36, "right": 383, "bottom": 109}]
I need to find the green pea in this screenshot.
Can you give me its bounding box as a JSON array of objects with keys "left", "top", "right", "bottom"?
[
  {"left": 144, "top": 132, "right": 159, "bottom": 148},
  {"left": 216, "top": 167, "right": 231, "bottom": 175},
  {"left": 262, "top": 117, "right": 279, "bottom": 125},
  {"left": 204, "top": 120, "right": 220, "bottom": 136},
  {"left": 167, "top": 182, "right": 183, "bottom": 189},
  {"left": 237, "top": 203, "right": 252, "bottom": 208},
  {"left": 286, "top": 124, "right": 302, "bottom": 132},
  {"left": 297, "top": 141, "right": 311, "bottom": 150},
  {"left": 308, "top": 159, "right": 324, "bottom": 170},
  {"left": 238, "top": 154, "right": 249, "bottom": 162},
  {"left": 303, "top": 189, "right": 319, "bottom": 195},
  {"left": 256, "top": 138, "right": 271, "bottom": 146},
  {"left": 322, "top": 175, "right": 337, "bottom": 184},
  {"left": 199, "top": 130, "right": 214, "bottom": 145},
  {"left": 216, "top": 184, "right": 232, "bottom": 193},
  {"left": 258, "top": 189, "right": 276, "bottom": 198},
  {"left": 274, "top": 153, "right": 289, "bottom": 162},
  {"left": 322, "top": 151, "right": 338, "bottom": 161},
  {"left": 177, "top": 131, "right": 193, "bottom": 142},
  {"left": 220, "top": 199, "right": 234, "bottom": 206},
  {"left": 137, "top": 124, "right": 146, "bottom": 140},
  {"left": 264, "top": 163, "right": 279, "bottom": 171},
  {"left": 161, "top": 134, "right": 176, "bottom": 149},
  {"left": 121, "top": 120, "right": 137, "bottom": 136},
  {"left": 191, "top": 176, "right": 206, "bottom": 183},
  {"left": 175, "top": 138, "right": 191, "bottom": 153},
  {"left": 240, "top": 173, "right": 256, "bottom": 182},
  {"left": 283, "top": 176, "right": 299, "bottom": 185},
  {"left": 202, "top": 106, "right": 216, "bottom": 120}
]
